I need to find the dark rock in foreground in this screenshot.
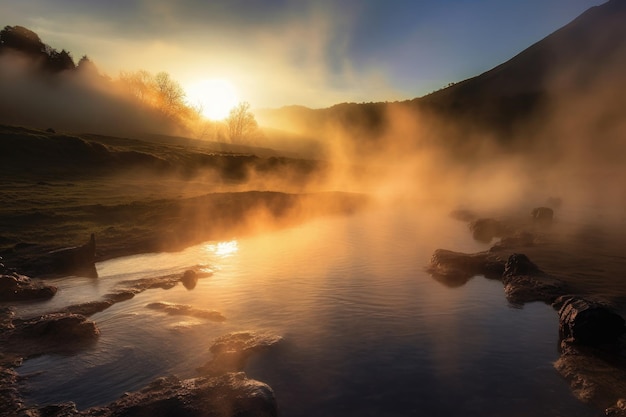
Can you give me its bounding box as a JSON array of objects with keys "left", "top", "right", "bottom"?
[
  {"left": 557, "top": 296, "right": 625, "bottom": 346},
  {"left": 90, "top": 372, "right": 278, "bottom": 417},
  {"left": 0, "top": 272, "right": 57, "bottom": 301}
]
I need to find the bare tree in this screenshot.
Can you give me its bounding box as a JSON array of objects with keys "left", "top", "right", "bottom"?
[{"left": 226, "top": 101, "right": 258, "bottom": 143}]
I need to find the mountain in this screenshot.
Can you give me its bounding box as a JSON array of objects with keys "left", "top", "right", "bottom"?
[
  {"left": 417, "top": 0, "right": 626, "bottom": 137},
  {"left": 259, "top": 0, "right": 626, "bottom": 148}
]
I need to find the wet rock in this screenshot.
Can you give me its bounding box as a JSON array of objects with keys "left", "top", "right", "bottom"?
[
  {"left": 469, "top": 218, "right": 508, "bottom": 243},
  {"left": 47, "top": 233, "right": 97, "bottom": 278},
  {"left": 0, "top": 272, "right": 57, "bottom": 301},
  {"left": 100, "top": 372, "right": 277, "bottom": 417},
  {"left": 606, "top": 398, "right": 626, "bottom": 416},
  {"left": 198, "top": 332, "right": 283, "bottom": 376},
  {"left": 58, "top": 300, "right": 114, "bottom": 317},
  {"left": 502, "top": 253, "right": 566, "bottom": 305},
  {"left": 181, "top": 269, "right": 198, "bottom": 290},
  {"left": 146, "top": 302, "right": 226, "bottom": 322},
  {"left": 16, "top": 313, "right": 100, "bottom": 343},
  {"left": 555, "top": 349, "right": 626, "bottom": 410},
  {"left": 427, "top": 249, "right": 504, "bottom": 286},
  {"left": 557, "top": 297, "right": 625, "bottom": 346}
]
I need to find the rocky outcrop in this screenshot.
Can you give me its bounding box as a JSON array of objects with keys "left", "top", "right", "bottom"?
[
  {"left": 0, "top": 272, "right": 57, "bottom": 301},
  {"left": 146, "top": 302, "right": 226, "bottom": 322},
  {"left": 502, "top": 253, "right": 567, "bottom": 305}
]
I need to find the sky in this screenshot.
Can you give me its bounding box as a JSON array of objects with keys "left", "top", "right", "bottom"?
[{"left": 0, "top": 0, "right": 606, "bottom": 109}]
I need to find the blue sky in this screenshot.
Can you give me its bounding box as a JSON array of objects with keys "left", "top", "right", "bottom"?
[{"left": 0, "top": 0, "right": 604, "bottom": 108}]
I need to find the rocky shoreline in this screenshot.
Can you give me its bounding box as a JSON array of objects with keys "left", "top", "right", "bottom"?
[
  {"left": 0, "top": 265, "right": 282, "bottom": 417},
  {"left": 429, "top": 208, "right": 626, "bottom": 416}
]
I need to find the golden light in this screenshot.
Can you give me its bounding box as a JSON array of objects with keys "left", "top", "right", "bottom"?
[
  {"left": 186, "top": 78, "right": 239, "bottom": 120},
  {"left": 204, "top": 240, "right": 239, "bottom": 258}
]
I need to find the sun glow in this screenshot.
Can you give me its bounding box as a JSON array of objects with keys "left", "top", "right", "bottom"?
[
  {"left": 186, "top": 78, "right": 239, "bottom": 120},
  {"left": 204, "top": 240, "right": 239, "bottom": 258}
]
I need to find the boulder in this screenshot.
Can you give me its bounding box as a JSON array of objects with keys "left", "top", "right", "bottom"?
[
  {"left": 181, "top": 269, "right": 198, "bottom": 290},
  {"left": 557, "top": 297, "right": 625, "bottom": 346},
  {"left": 198, "top": 331, "right": 283, "bottom": 376}
]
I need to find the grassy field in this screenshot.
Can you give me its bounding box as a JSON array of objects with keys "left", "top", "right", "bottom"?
[{"left": 0, "top": 125, "right": 368, "bottom": 274}]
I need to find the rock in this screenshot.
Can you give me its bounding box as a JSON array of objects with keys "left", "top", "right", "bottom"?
[
  {"left": 502, "top": 254, "right": 566, "bottom": 305},
  {"left": 16, "top": 313, "right": 100, "bottom": 343},
  {"left": 469, "top": 218, "right": 507, "bottom": 243},
  {"left": 531, "top": 206, "right": 554, "bottom": 224},
  {"left": 101, "top": 372, "right": 278, "bottom": 417},
  {"left": 558, "top": 297, "right": 625, "bottom": 346},
  {"left": 58, "top": 300, "right": 114, "bottom": 317},
  {"left": 47, "top": 233, "right": 97, "bottom": 278},
  {"left": 427, "top": 249, "right": 504, "bottom": 286},
  {"left": 607, "top": 399, "right": 626, "bottom": 416},
  {"left": 555, "top": 350, "right": 626, "bottom": 410},
  {"left": 146, "top": 302, "right": 226, "bottom": 322},
  {"left": 198, "top": 331, "right": 283, "bottom": 376},
  {"left": 0, "top": 273, "right": 57, "bottom": 301},
  {"left": 503, "top": 253, "right": 542, "bottom": 276},
  {"left": 181, "top": 269, "right": 198, "bottom": 290}
]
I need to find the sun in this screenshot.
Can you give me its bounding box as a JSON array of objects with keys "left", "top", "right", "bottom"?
[{"left": 186, "top": 78, "right": 239, "bottom": 120}]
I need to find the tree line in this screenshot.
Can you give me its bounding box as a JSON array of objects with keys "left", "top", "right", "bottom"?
[{"left": 0, "top": 25, "right": 259, "bottom": 143}]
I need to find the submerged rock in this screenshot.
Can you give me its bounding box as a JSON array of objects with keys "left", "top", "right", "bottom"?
[
  {"left": 0, "top": 272, "right": 57, "bottom": 301},
  {"left": 198, "top": 331, "right": 283, "bottom": 376},
  {"left": 146, "top": 302, "right": 226, "bottom": 322}
]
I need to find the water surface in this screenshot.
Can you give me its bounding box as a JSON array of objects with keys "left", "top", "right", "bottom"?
[{"left": 15, "top": 206, "right": 595, "bottom": 416}]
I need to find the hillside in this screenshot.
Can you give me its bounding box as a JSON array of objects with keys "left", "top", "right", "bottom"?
[{"left": 258, "top": 0, "right": 626, "bottom": 151}]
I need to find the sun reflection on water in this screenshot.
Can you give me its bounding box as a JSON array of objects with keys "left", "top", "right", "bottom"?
[{"left": 204, "top": 240, "right": 239, "bottom": 257}]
